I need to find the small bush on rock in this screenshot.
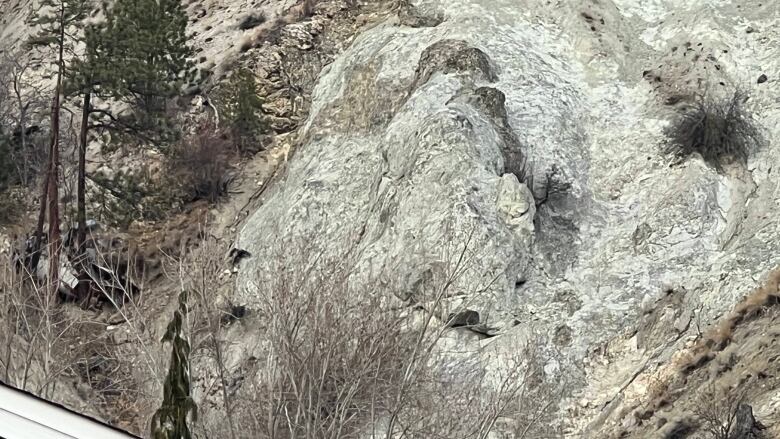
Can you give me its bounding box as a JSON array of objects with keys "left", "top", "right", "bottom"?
[
  {"left": 168, "top": 122, "right": 233, "bottom": 203},
  {"left": 666, "top": 90, "right": 761, "bottom": 170},
  {"left": 238, "top": 13, "right": 265, "bottom": 30}
]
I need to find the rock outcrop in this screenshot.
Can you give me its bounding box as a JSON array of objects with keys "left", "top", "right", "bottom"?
[
  {"left": 234, "top": 0, "right": 780, "bottom": 436},
  {"left": 3, "top": 0, "right": 780, "bottom": 436}
]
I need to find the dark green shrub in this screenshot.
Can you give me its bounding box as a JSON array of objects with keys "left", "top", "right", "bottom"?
[
  {"left": 151, "top": 291, "right": 196, "bottom": 439},
  {"left": 91, "top": 170, "right": 171, "bottom": 227},
  {"left": 0, "top": 133, "right": 14, "bottom": 191},
  {"left": 215, "top": 67, "right": 265, "bottom": 153},
  {"left": 666, "top": 91, "right": 761, "bottom": 170},
  {"left": 0, "top": 134, "right": 21, "bottom": 224}
]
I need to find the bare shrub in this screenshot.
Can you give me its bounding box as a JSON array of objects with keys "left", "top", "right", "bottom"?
[
  {"left": 178, "top": 228, "right": 564, "bottom": 439},
  {"left": 666, "top": 90, "right": 762, "bottom": 170},
  {"left": 691, "top": 382, "right": 756, "bottom": 439},
  {"left": 242, "top": 249, "right": 414, "bottom": 439},
  {"left": 392, "top": 335, "right": 564, "bottom": 439},
  {"left": 0, "top": 232, "right": 163, "bottom": 436},
  {"left": 168, "top": 122, "right": 234, "bottom": 203},
  {"left": 169, "top": 236, "right": 240, "bottom": 439},
  {"left": 0, "top": 51, "right": 49, "bottom": 187},
  {"left": 0, "top": 51, "right": 48, "bottom": 224},
  {"left": 0, "top": 247, "right": 102, "bottom": 399},
  {"left": 0, "top": 254, "right": 69, "bottom": 397}
]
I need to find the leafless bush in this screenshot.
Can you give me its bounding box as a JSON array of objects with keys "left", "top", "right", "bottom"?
[
  {"left": 177, "top": 228, "right": 564, "bottom": 439},
  {"left": 0, "top": 248, "right": 93, "bottom": 399},
  {"left": 224, "top": 246, "right": 415, "bottom": 439},
  {"left": 87, "top": 243, "right": 163, "bottom": 380},
  {"left": 692, "top": 383, "right": 751, "bottom": 439},
  {"left": 262, "top": 269, "right": 411, "bottom": 438},
  {"left": 71, "top": 241, "right": 164, "bottom": 434},
  {"left": 666, "top": 90, "right": 761, "bottom": 170},
  {"left": 392, "top": 335, "right": 563, "bottom": 439},
  {"left": 169, "top": 235, "right": 241, "bottom": 439},
  {"left": 0, "top": 235, "right": 160, "bottom": 435},
  {"left": 168, "top": 122, "right": 234, "bottom": 203},
  {"left": 0, "top": 51, "right": 49, "bottom": 187}
]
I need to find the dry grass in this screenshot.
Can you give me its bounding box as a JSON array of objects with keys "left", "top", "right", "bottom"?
[
  {"left": 625, "top": 269, "right": 780, "bottom": 436},
  {"left": 679, "top": 268, "right": 780, "bottom": 376}
]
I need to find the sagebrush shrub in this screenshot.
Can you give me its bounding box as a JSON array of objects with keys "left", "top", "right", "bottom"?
[
  {"left": 169, "top": 123, "right": 233, "bottom": 203},
  {"left": 666, "top": 91, "right": 761, "bottom": 170}
]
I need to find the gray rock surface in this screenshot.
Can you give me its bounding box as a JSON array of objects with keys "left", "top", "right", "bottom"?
[
  {"left": 4, "top": 0, "right": 779, "bottom": 435},
  {"left": 236, "top": 27, "right": 539, "bottom": 332},
  {"left": 235, "top": 0, "right": 780, "bottom": 435}
]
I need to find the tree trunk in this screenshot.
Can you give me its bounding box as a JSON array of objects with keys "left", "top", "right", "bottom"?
[
  {"left": 47, "top": 93, "right": 61, "bottom": 298},
  {"left": 29, "top": 157, "right": 49, "bottom": 274},
  {"left": 13, "top": 73, "right": 29, "bottom": 185},
  {"left": 46, "top": 2, "right": 66, "bottom": 298},
  {"left": 76, "top": 91, "right": 90, "bottom": 255}
]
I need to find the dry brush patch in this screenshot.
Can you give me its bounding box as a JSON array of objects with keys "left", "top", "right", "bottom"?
[
  {"left": 619, "top": 269, "right": 780, "bottom": 438},
  {"left": 692, "top": 383, "right": 752, "bottom": 439},
  {"left": 0, "top": 240, "right": 165, "bottom": 435},
  {"left": 175, "top": 231, "right": 565, "bottom": 439},
  {"left": 665, "top": 90, "right": 762, "bottom": 171},
  {"left": 166, "top": 122, "right": 235, "bottom": 204},
  {"left": 679, "top": 268, "right": 780, "bottom": 376}
]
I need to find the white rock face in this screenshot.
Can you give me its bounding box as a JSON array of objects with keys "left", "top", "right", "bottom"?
[
  {"left": 236, "top": 0, "right": 780, "bottom": 434},
  {"left": 233, "top": 0, "right": 780, "bottom": 430},
  {"left": 0, "top": 0, "right": 776, "bottom": 433},
  {"left": 236, "top": 31, "right": 541, "bottom": 332}
]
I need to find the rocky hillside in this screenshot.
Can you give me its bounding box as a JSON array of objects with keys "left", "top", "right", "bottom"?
[
  {"left": 2, "top": 0, "right": 780, "bottom": 437},
  {"left": 231, "top": 0, "right": 780, "bottom": 436}
]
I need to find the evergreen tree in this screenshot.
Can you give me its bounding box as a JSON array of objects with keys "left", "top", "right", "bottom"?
[
  {"left": 27, "top": 0, "right": 92, "bottom": 291},
  {"left": 151, "top": 291, "right": 197, "bottom": 439},
  {"left": 66, "top": 0, "right": 195, "bottom": 255},
  {"left": 220, "top": 67, "right": 265, "bottom": 153},
  {"left": 67, "top": 18, "right": 128, "bottom": 256},
  {"left": 100, "top": 0, "right": 195, "bottom": 127},
  {"left": 24, "top": 0, "right": 194, "bottom": 290},
  {"left": 66, "top": 24, "right": 103, "bottom": 256}
]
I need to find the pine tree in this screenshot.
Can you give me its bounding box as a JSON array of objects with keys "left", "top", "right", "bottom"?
[
  {"left": 100, "top": 0, "right": 194, "bottom": 128},
  {"left": 151, "top": 291, "right": 197, "bottom": 439},
  {"left": 220, "top": 67, "right": 265, "bottom": 153},
  {"left": 66, "top": 0, "right": 194, "bottom": 256},
  {"left": 27, "top": 0, "right": 92, "bottom": 292},
  {"left": 66, "top": 19, "right": 119, "bottom": 257}
]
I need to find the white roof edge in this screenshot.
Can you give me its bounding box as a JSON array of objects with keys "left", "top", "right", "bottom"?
[{"left": 0, "top": 382, "right": 140, "bottom": 439}]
